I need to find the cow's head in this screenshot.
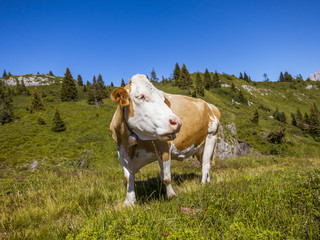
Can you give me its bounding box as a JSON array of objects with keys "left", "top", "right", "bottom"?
[{"left": 111, "top": 74, "right": 182, "bottom": 142}]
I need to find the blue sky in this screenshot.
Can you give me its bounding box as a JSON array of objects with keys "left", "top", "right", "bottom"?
[{"left": 1, "top": 0, "right": 319, "bottom": 85}]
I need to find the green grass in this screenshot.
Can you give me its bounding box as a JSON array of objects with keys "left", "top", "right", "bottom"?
[
  {"left": 1, "top": 157, "right": 319, "bottom": 239},
  {"left": 1, "top": 76, "right": 320, "bottom": 239}
]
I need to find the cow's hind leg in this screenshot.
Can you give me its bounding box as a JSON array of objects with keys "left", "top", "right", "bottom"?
[{"left": 201, "top": 132, "right": 218, "bottom": 184}]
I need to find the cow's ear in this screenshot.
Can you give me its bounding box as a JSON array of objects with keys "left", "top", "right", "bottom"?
[{"left": 111, "top": 87, "right": 130, "bottom": 106}]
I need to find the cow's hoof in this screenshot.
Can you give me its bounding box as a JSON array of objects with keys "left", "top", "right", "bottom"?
[
  {"left": 124, "top": 199, "right": 135, "bottom": 207},
  {"left": 167, "top": 192, "right": 177, "bottom": 199},
  {"left": 201, "top": 176, "right": 210, "bottom": 185}
]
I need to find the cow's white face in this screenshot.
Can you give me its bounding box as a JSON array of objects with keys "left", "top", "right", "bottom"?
[{"left": 111, "top": 74, "right": 181, "bottom": 141}]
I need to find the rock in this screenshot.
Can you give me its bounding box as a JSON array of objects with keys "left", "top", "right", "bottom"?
[
  {"left": 306, "top": 85, "right": 313, "bottom": 89},
  {"left": 308, "top": 70, "right": 320, "bottom": 81},
  {"left": 3, "top": 75, "right": 60, "bottom": 86},
  {"left": 30, "top": 160, "right": 38, "bottom": 172},
  {"left": 226, "top": 123, "right": 237, "bottom": 134},
  {"left": 221, "top": 83, "right": 230, "bottom": 87},
  {"left": 78, "top": 150, "right": 95, "bottom": 168},
  {"left": 216, "top": 137, "right": 251, "bottom": 159}
]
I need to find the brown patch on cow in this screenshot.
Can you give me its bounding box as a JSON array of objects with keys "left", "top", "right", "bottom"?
[
  {"left": 164, "top": 96, "right": 171, "bottom": 107},
  {"left": 169, "top": 96, "right": 209, "bottom": 151},
  {"left": 111, "top": 87, "right": 130, "bottom": 106}
]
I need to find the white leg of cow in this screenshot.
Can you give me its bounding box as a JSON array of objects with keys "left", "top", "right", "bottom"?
[
  {"left": 201, "top": 134, "right": 217, "bottom": 184},
  {"left": 118, "top": 147, "right": 136, "bottom": 206},
  {"left": 158, "top": 158, "right": 176, "bottom": 198},
  {"left": 123, "top": 166, "right": 136, "bottom": 206}
]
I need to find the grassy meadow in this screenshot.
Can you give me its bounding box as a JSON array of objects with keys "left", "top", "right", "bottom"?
[{"left": 1, "top": 75, "right": 320, "bottom": 239}]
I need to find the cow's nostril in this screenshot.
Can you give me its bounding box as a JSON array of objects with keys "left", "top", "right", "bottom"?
[
  {"left": 169, "top": 118, "right": 182, "bottom": 133},
  {"left": 170, "top": 119, "right": 177, "bottom": 125}
]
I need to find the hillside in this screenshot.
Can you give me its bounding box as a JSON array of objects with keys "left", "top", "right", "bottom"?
[
  {"left": 1, "top": 72, "right": 320, "bottom": 166},
  {"left": 0, "top": 72, "right": 320, "bottom": 238}
]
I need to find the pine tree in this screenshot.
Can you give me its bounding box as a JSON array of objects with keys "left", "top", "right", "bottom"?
[
  {"left": 312, "top": 102, "right": 319, "bottom": 115},
  {"left": 279, "top": 72, "right": 284, "bottom": 82},
  {"left": 308, "top": 103, "right": 320, "bottom": 139},
  {"left": 252, "top": 108, "right": 259, "bottom": 124},
  {"left": 60, "top": 67, "right": 78, "bottom": 101},
  {"left": 304, "top": 112, "right": 310, "bottom": 125},
  {"left": 231, "top": 82, "right": 236, "bottom": 92},
  {"left": 48, "top": 70, "right": 54, "bottom": 76},
  {"left": 161, "top": 76, "right": 167, "bottom": 85},
  {"left": 29, "top": 88, "right": 45, "bottom": 113},
  {"left": 195, "top": 72, "right": 204, "bottom": 96},
  {"left": 0, "top": 80, "right": 14, "bottom": 124},
  {"left": 280, "top": 112, "right": 287, "bottom": 124},
  {"left": 178, "top": 64, "right": 192, "bottom": 90},
  {"left": 150, "top": 68, "right": 159, "bottom": 82},
  {"left": 77, "top": 74, "right": 83, "bottom": 86},
  {"left": 20, "top": 79, "right": 27, "bottom": 94},
  {"left": 97, "top": 73, "right": 107, "bottom": 99},
  {"left": 237, "top": 90, "right": 247, "bottom": 104},
  {"left": 173, "top": 63, "right": 180, "bottom": 82},
  {"left": 239, "top": 72, "right": 243, "bottom": 79},
  {"left": 121, "top": 79, "right": 126, "bottom": 87},
  {"left": 51, "top": 109, "right": 66, "bottom": 132},
  {"left": 2, "top": 70, "right": 7, "bottom": 78},
  {"left": 15, "top": 79, "right": 21, "bottom": 95},
  {"left": 284, "top": 71, "right": 293, "bottom": 82},
  {"left": 213, "top": 71, "right": 221, "bottom": 88},
  {"left": 16, "top": 79, "right": 27, "bottom": 94},
  {"left": 291, "top": 113, "right": 297, "bottom": 126},
  {"left": 110, "top": 82, "right": 114, "bottom": 87},
  {"left": 203, "top": 68, "right": 211, "bottom": 90},
  {"left": 88, "top": 75, "right": 99, "bottom": 107},
  {"left": 296, "top": 108, "right": 304, "bottom": 129},
  {"left": 243, "top": 72, "right": 249, "bottom": 82},
  {"left": 8, "top": 72, "right": 12, "bottom": 77}
]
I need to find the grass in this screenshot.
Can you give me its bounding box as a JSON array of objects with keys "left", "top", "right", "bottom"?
[
  {"left": 1, "top": 156, "right": 319, "bottom": 239},
  {"left": 1, "top": 75, "right": 320, "bottom": 239}
]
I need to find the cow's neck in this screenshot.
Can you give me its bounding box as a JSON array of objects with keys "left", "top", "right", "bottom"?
[{"left": 121, "top": 106, "right": 139, "bottom": 147}]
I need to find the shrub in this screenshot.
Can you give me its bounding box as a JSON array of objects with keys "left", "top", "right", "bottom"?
[
  {"left": 37, "top": 117, "right": 46, "bottom": 125},
  {"left": 267, "top": 126, "right": 286, "bottom": 144}
]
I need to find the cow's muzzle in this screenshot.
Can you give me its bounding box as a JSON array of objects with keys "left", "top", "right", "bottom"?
[{"left": 169, "top": 118, "right": 182, "bottom": 133}]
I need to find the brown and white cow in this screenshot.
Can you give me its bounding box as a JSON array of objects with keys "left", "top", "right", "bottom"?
[{"left": 110, "top": 74, "right": 220, "bottom": 205}]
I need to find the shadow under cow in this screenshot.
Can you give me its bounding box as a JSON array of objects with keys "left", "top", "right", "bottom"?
[{"left": 132, "top": 173, "right": 199, "bottom": 203}]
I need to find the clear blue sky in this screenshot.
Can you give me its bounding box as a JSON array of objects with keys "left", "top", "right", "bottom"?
[{"left": 1, "top": 0, "right": 319, "bottom": 85}]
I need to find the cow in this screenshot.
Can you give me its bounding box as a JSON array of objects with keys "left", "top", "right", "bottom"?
[{"left": 110, "top": 74, "right": 220, "bottom": 206}]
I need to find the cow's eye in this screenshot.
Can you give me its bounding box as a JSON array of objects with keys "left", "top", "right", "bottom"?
[{"left": 136, "top": 94, "right": 146, "bottom": 101}]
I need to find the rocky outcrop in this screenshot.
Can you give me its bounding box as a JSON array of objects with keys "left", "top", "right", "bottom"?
[
  {"left": 3, "top": 74, "right": 61, "bottom": 86},
  {"left": 216, "top": 124, "right": 251, "bottom": 159},
  {"left": 308, "top": 70, "right": 320, "bottom": 81}
]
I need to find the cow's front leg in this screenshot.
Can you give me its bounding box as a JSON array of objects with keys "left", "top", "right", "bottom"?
[
  {"left": 123, "top": 166, "right": 136, "bottom": 206},
  {"left": 119, "top": 147, "right": 136, "bottom": 206},
  {"left": 157, "top": 146, "right": 176, "bottom": 199}
]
